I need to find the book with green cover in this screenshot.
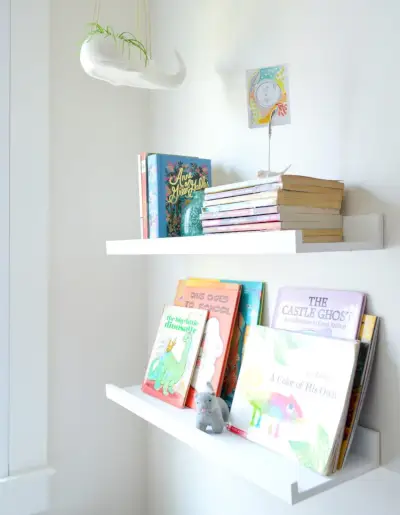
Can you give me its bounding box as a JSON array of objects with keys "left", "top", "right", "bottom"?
[{"left": 228, "top": 326, "right": 359, "bottom": 475}]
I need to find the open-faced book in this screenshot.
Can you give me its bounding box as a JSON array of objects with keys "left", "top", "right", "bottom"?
[{"left": 228, "top": 326, "right": 359, "bottom": 476}]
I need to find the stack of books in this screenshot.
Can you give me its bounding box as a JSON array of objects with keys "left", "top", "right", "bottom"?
[
  {"left": 201, "top": 175, "right": 345, "bottom": 243},
  {"left": 142, "top": 279, "right": 379, "bottom": 477}
]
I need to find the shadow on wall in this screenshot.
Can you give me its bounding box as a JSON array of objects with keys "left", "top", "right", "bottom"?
[
  {"left": 344, "top": 187, "right": 400, "bottom": 248},
  {"left": 360, "top": 319, "right": 400, "bottom": 472}
]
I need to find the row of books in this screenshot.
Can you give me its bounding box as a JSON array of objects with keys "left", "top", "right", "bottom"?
[
  {"left": 202, "top": 175, "right": 345, "bottom": 243},
  {"left": 138, "top": 153, "right": 212, "bottom": 238},
  {"left": 142, "top": 281, "right": 379, "bottom": 476}
]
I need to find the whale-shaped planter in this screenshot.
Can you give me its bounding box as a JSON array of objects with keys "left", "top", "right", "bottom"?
[{"left": 80, "top": 34, "right": 186, "bottom": 90}]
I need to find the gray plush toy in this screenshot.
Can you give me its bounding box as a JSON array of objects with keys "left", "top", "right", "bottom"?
[{"left": 194, "top": 382, "right": 229, "bottom": 434}]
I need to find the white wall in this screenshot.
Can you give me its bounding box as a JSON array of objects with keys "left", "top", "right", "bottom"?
[
  {"left": 50, "top": 1, "right": 148, "bottom": 514},
  {"left": 147, "top": 1, "right": 400, "bottom": 514}
]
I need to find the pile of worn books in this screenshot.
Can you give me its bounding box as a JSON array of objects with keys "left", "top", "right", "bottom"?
[{"left": 201, "top": 175, "right": 344, "bottom": 243}]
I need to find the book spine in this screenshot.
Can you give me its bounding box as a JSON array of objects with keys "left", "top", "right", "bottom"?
[
  {"left": 137, "top": 154, "right": 144, "bottom": 238},
  {"left": 203, "top": 199, "right": 277, "bottom": 213},
  {"left": 148, "top": 154, "right": 161, "bottom": 238},
  {"left": 202, "top": 214, "right": 281, "bottom": 227},
  {"left": 140, "top": 152, "right": 149, "bottom": 239},
  {"left": 205, "top": 182, "right": 281, "bottom": 201},
  {"left": 203, "top": 222, "right": 281, "bottom": 234}
]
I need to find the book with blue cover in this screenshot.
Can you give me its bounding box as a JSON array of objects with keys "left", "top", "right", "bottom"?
[{"left": 147, "top": 154, "right": 212, "bottom": 238}]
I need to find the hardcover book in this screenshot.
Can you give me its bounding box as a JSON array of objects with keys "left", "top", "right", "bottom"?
[
  {"left": 337, "top": 315, "right": 380, "bottom": 468},
  {"left": 186, "top": 278, "right": 265, "bottom": 409},
  {"left": 272, "top": 287, "right": 366, "bottom": 339},
  {"left": 142, "top": 305, "right": 208, "bottom": 408},
  {"left": 228, "top": 326, "right": 359, "bottom": 475},
  {"left": 148, "top": 154, "right": 211, "bottom": 238},
  {"left": 174, "top": 280, "right": 241, "bottom": 409}
]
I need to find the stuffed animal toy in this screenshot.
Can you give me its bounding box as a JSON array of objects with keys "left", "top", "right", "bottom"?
[{"left": 194, "top": 382, "right": 229, "bottom": 434}]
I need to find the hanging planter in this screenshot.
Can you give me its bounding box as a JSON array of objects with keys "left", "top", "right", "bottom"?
[{"left": 80, "top": 3, "right": 186, "bottom": 90}]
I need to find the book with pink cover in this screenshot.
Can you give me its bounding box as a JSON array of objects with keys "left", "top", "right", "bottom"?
[
  {"left": 272, "top": 287, "right": 366, "bottom": 340},
  {"left": 202, "top": 214, "right": 342, "bottom": 228}
]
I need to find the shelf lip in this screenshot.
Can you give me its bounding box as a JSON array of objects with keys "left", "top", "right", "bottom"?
[
  {"left": 106, "top": 384, "right": 380, "bottom": 505},
  {"left": 106, "top": 214, "right": 384, "bottom": 256}
]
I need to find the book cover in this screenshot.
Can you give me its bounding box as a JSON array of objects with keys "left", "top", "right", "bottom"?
[
  {"left": 201, "top": 204, "right": 340, "bottom": 218},
  {"left": 174, "top": 281, "right": 241, "bottom": 409},
  {"left": 142, "top": 305, "right": 208, "bottom": 408},
  {"left": 148, "top": 154, "right": 211, "bottom": 238},
  {"left": 205, "top": 182, "right": 283, "bottom": 201},
  {"left": 272, "top": 287, "right": 366, "bottom": 339},
  {"left": 186, "top": 278, "right": 265, "bottom": 409},
  {"left": 337, "top": 315, "right": 379, "bottom": 468},
  {"left": 228, "top": 326, "right": 359, "bottom": 475}
]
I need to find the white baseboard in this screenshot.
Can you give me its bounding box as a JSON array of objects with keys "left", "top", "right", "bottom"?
[{"left": 0, "top": 467, "right": 55, "bottom": 515}]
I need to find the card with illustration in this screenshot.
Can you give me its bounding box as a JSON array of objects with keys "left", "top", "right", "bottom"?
[{"left": 247, "top": 64, "right": 291, "bottom": 129}]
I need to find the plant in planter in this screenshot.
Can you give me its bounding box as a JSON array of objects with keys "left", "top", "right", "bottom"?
[{"left": 80, "top": 3, "right": 186, "bottom": 90}]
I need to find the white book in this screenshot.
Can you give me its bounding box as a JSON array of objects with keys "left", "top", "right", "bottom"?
[{"left": 228, "top": 326, "right": 359, "bottom": 476}]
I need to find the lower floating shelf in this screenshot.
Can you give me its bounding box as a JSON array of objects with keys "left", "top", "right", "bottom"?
[{"left": 106, "top": 384, "right": 380, "bottom": 505}]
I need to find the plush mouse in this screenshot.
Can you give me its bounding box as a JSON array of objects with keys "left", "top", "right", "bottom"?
[{"left": 194, "top": 382, "right": 229, "bottom": 434}]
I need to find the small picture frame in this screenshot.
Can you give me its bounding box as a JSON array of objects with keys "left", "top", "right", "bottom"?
[{"left": 247, "top": 64, "right": 291, "bottom": 129}]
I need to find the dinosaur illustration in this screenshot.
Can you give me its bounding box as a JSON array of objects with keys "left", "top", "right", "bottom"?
[
  {"left": 249, "top": 392, "right": 303, "bottom": 438},
  {"left": 147, "top": 332, "right": 193, "bottom": 396}
]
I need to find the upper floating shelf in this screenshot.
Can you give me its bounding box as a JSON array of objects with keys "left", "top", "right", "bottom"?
[
  {"left": 106, "top": 214, "right": 383, "bottom": 256},
  {"left": 106, "top": 384, "right": 380, "bottom": 505}
]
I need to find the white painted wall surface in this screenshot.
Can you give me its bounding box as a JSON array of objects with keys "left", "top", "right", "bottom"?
[
  {"left": 49, "top": 1, "right": 148, "bottom": 514},
  {"left": 0, "top": 0, "right": 10, "bottom": 479},
  {"left": 147, "top": 1, "right": 400, "bottom": 514}
]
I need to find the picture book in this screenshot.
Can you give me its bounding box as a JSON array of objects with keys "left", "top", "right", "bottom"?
[
  {"left": 205, "top": 175, "right": 343, "bottom": 196},
  {"left": 337, "top": 315, "right": 380, "bottom": 469},
  {"left": 185, "top": 278, "right": 265, "bottom": 409},
  {"left": 142, "top": 305, "right": 208, "bottom": 408},
  {"left": 202, "top": 214, "right": 342, "bottom": 229},
  {"left": 174, "top": 280, "right": 241, "bottom": 409},
  {"left": 138, "top": 152, "right": 152, "bottom": 239},
  {"left": 201, "top": 205, "right": 340, "bottom": 219},
  {"left": 272, "top": 287, "right": 366, "bottom": 340},
  {"left": 228, "top": 326, "right": 359, "bottom": 475},
  {"left": 148, "top": 154, "right": 211, "bottom": 238}
]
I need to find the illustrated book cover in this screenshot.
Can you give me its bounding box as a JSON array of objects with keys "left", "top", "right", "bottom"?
[
  {"left": 228, "top": 326, "right": 359, "bottom": 475},
  {"left": 272, "top": 287, "right": 366, "bottom": 339},
  {"left": 148, "top": 154, "right": 211, "bottom": 238},
  {"left": 186, "top": 278, "right": 265, "bottom": 409},
  {"left": 174, "top": 280, "right": 241, "bottom": 409},
  {"left": 142, "top": 305, "right": 208, "bottom": 408}
]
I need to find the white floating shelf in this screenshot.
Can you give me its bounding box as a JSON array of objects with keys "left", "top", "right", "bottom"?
[
  {"left": 106, "top": 384, "right": 380, "bottom": 505},
  {"left": 106, "top": 214, "right": 383, "bottom": 255}
]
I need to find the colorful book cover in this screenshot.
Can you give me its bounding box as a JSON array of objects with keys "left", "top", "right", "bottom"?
[
  {"left": 272, "top": 287, "right": 366, "bottom": 340},
  {"left": 228, "top": 326, "right": 359, "bottom": 475},
  {"left": 174, "top": 281, "right": 241, "bottom": 409},
  {"left": 142, "top": 305, "right": 208, "bottom": 408},
  {"left": 148, "top": 154, "right": 211, "bottom": 238},
  {"left": 337, "top": 315, "right": 379, "bottom": 469},
  {"left": 186, "top": 278, "right": 265, "bottom": 409}
]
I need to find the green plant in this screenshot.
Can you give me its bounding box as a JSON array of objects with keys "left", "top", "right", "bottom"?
[{"left": 86, "top": 22, "right": 150, "bottom": 65}]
